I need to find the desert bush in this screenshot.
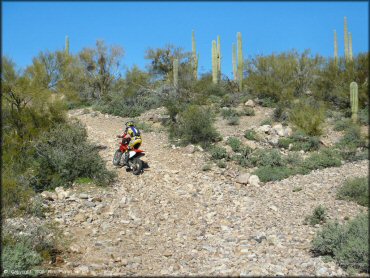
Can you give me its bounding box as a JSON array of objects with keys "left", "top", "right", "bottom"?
[
  {"left": 226, "top": 137, "right": 242, "bottom": 152},
  {"left": 335, "top": 125, "right": 367, "bottom": 161},
  {"left": 311, "top": 213, "right": 369, "bottom": 273},
  {"left": 260, "top": 118, "right": 273, "bottom": 126},
  {"left": 169, "top": 105, "right": 220, "bottom": 146},
  {"left": 358, "top": 106, "right": 369, "bottom": 125},
  {"left": 333, "top": 118, "right": 352, "bottom": 131},
  {"left": 209, "top": 145, "right": 228, "bottom": 160},
  {"left": 226, "top": 116, "right": 240, "bottom": 126},
  {"left": 253, "top": 166, "right": 294, "bottom": 182},
  {"left": 244, "top": 129, "right": 258, "bottom": 141},
  {"left": 278, "top": 134, "right": 320, "bottom": 152},
  {"left": 302, "top": 148, "right": 342, "bottom": 171},
  {"left": 241, "top": 107, "right": 255, "bottom": 116},
  {"left": 305, "top": 205, "right": 328, "bottom": 225},
  {"left": 289, "top": 98, "right": 326, "bottom": 136},
  {"left": 216, "top": 160, "right": 227, "bottom": 168},
  {"left": 221, "top": 108, "right": 239, "bottom": 119},
  {"left": 2, "top": 238, "right": 42, "bottom": 272},
  {"left": 249, "top": 149, "right": 285, "bottom": 167},
  {"left": 273, "top": 104, "right": 289, "bottom": 122},
  {"left": 337, "top": 177, "right": 369, "bottom": 207},
  {"left": 30, "top": 121, "right": 115, "bottom": 192}
]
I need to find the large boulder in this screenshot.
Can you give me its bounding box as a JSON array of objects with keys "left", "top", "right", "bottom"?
[{"left": 284, "top": 127, "right": 293, "bottom": 137}]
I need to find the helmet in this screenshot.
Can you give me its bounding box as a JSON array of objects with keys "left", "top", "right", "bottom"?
[{"left": 125, "top": 121, "right": 135, "bottom": 127}]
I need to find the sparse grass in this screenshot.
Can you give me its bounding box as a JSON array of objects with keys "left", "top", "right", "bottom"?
[
  {"left": 226, "top": 137, "right": 242, "bottom": 152},
  {"left": 244, "top": 129, "right": 258, "bottom": 141}
]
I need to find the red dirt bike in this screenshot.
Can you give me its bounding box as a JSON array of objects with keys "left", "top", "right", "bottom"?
[{"left": 112, "top": 136, "right": 145, "bottom": 175}]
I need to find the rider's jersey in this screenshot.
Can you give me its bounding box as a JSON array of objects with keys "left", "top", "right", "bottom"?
[{"left": 126, "top": 126, "right": 141, "bottom": 139}]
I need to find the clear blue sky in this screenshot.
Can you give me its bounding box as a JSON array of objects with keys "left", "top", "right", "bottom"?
[{"left": 3, "top": 1, "right": 369, "bottom": 78}]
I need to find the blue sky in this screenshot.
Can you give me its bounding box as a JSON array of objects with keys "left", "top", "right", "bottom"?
[{"left": 2, "top": 1, "right": 369, "bottom": 78}]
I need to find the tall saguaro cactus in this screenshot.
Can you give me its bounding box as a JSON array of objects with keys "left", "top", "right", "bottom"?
[
  {"left": 349, "top": 32, "right": 353, "bottom": 61},
  {"left": 350, "top": 82, "right": 358, "bottom": 123},
  {"left": 173, "top": 58, "right": 179, "bottom": 88},
  {"left": 212, "top": 40, "right": 218, "bottom": 84},
  {"left": 192, "top": 30, "right": 199, "bottom": 80},
  {"left": 237, "top": 32, "right": 243, "bottom": 91},
  {"left": 217, "top": 35, "right": 221, "bottom": 81},
  {"left": 65, "top": 35, "right": 70, "bottom": 55},
  {"left": 344, "top": 16, "right": 349, "bottom": 62},
  {"left": 232, "top": 43, "right": 237, "bottom": 81},
  {"left": 333, "top": 30, "right": 338, "bottom": 66}
]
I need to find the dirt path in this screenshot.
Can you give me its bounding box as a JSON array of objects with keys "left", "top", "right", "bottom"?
[{"left": 46, "top": 109, "right": 368, "bottom": 276}]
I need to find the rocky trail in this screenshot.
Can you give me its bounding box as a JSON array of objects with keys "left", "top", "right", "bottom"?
[{"left": 44, "top": 108, "right": 368, "bottom": 276}]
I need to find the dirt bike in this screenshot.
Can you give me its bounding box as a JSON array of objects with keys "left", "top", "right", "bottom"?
[{"left": 112, "top": 136, "right": 145, "bottom": 175}]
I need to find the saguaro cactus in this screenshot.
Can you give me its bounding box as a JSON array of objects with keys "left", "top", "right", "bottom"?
[
  {"left": 333, "top": 30, "right": 338, "bottom": 66},
  {"left": 173, "top": 58, "right": 179, "bottom": 88},
  {"left": 192, "top": 30, "right": 198, "bottom": 80},
  {"left": 212, "top": 40, "right": 218, "bottom": 84},
  {"left": 237, "top": 32, "right": 243, "bottom": 91},
  {"left": 65, "top": 35, "right": 70, "bottom": 55},
  {"left": 344, "top": 17, "right": 349, "bottom": 62},
  {"left": 350, "top": 82, "right": 358, "bottom": 123},
  {"left": 349, "top": 32, "right": 353, "bottom": 61},
  {"left": 232, "top": 43, "right": 237, "bottom": 81},
  {"left": 217, "top": 35, "right": 221, "bottom": 81}
]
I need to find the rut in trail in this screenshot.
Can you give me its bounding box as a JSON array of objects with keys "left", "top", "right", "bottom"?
[{"left": 47, "top": 109, "right": 368, "bottom": 276}]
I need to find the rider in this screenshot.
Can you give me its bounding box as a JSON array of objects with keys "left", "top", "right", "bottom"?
[{"left": 117, "top": 121, "right": 142, "bottom": 165}]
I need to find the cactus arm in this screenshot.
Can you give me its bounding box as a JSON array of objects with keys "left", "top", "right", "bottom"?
[
  {"left": 349, "top": 32, "right": 353, "bottom": 61},
  {"left": 173, "top": 58, "right": 179, "bottom": 88},
  {"left": 344, "top": 17, "right": 349, "bottom": 62},
  {"left": 65, "top": 35, "right": 70, "bottom": 55},
  {"left": 333, "top": 30, "right": 338, "bottom": 66},
  {"left": 237, "top": 32, "right": 243, "bottom": 91},
  {"left": 212, "top": 40, "right": 218, "bottom": 84},
  {"left": 350, "top": 82, "right": 358, "bottom": 123},
  {"left": 232, "top": 43, "right": 237, "bottom": 81},
  {"left": 217, "top": 35, "right": 221, "bottom": 81},
  {"left": 192, "top": 30, "right": 198, "bottom": 80}
]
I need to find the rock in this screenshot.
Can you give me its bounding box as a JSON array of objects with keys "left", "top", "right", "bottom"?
[
  {"left": 269, "top": 205, "right": 278, "bottom": 212},
  {"left": 70, "top": 243, "right": 82, "bottom": 253},
  {"left": 92, "top": 196, "right": 102, "bottom": 202},
  {"left": 184, "top": 144, "right": 195, "bottom": 154},
  {"left": 273, "top": 123, "right": 285, "bottom": 137},
  {"left": 79, "top": 193, "right": 89, "bottom": 199},
  {"left": 258, "top": 125, "right": 271, "bottom": 134},
  {"left": 75, "top": 265, "right": 89, "bottom": 273},
  {"left": 269, "top": 135, "right": 279, "bottom": 146},
  {"left": 316, "top": 267, "right": 328, "bottom": 276},
  {"left": 163, "top": 250, "right": 173, "bottom": 257},
  {"left": 245, "top": 100, "right": 255, "bottom": 107},
  {"left": 74, "top": 213, "right": 87, "bottom": 222},
  {"left": 197, "top": 146, "right": 204, "bottom": 152},
  {"left": 288, "top": 143, "right": 293, "bottom": 150},
  {"left": 236, "top": 173, "right": 251, "bottom": 184},
  {"left": 41, "top": 191, "right": 56, "bottom": 201},
  {"left": 284, "top": 127, "right": 293, "bottom": 137},
  {"left": 248, "top": 175, "right": 260, "bottom": 187}
]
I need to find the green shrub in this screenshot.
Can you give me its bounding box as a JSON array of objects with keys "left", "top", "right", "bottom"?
[
  {"left": 337, "top": 125, "right": 366, "bottom": 148},
  {"left": 244, "top": 129, "right": 258, "bottom": 141},
  {"left": 30, "top": 122, "right": 115, "bottom": 192},
  {"left": 337, "top": 177, "right": 369, "bottom": 207},
  {"left": 209, "top": 145, "right": 228, "bottom": 160},
  {"left": 333, "top": 118, "right": 352, "bottom": 131},
  {"left": 260, "top": 118, "right": 273, "bottom": 126},
  {"left": 170, "top": 105, "right": 220, "bottom": 146},
  {"left": 311, "top": 213, "right": 369, "bottom": 273},
  {"left": 202, "top": 164, "right": 212, "bottom": 171},
  {"left": 305, "top": 205, "right": 328, "bottom": 225},
  {"left": 249, "top": 149, "right": 285, "bottom": 167},
  {"left": 253, "top": 166, "right": 293, "bottom": 182},
  {"left": 226, "top": 116, "right": 240, "bottom": 126},
  {"left": 241, "top": 107, "right": 255, "bottom": 116},
  {"left": 226, "top": 137, "right": 242, "bottom": 152},
  {"left": 302, "top": 148, "right": 342, "bottom": 171},
  {"left": 2, "top": 238, "right": 43, "bottom": 272},
  {"left": 216, "top": 160, "right": 227, "bottom": 168},
  {"left": 278, "top": 135, "right": 320, "bottom": 152},
  {"left": 221, "top": 108, "right": 239, "bottom": 119},
  {"left": 273, "top": 105, "right": 289, "bottom": 122},
  {"left": 289, "top": 99, "right": 326, "bottom": 136},
  {"left": 358, "top": 106, "right": 369, "bottom": 125}
]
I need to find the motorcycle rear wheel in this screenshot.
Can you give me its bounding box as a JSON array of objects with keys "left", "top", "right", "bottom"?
[
  {"left": 113, "top": 150, "right": 122, "bottom": 166},
  {"left": 130, "top": 158, "right": 143, "bottom": 175}
]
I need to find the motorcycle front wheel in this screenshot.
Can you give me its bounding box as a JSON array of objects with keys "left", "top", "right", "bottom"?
[
  {"left": 130, "top": 157, "right": 143, "bottom": 175},
  {"left": 113, "top": 150, "right": 122, "bottom": 166}
]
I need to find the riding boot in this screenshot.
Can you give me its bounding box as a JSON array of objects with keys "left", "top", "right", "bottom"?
[{"left": 124, "top": 151, "right": 129, "bottom": 165}]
